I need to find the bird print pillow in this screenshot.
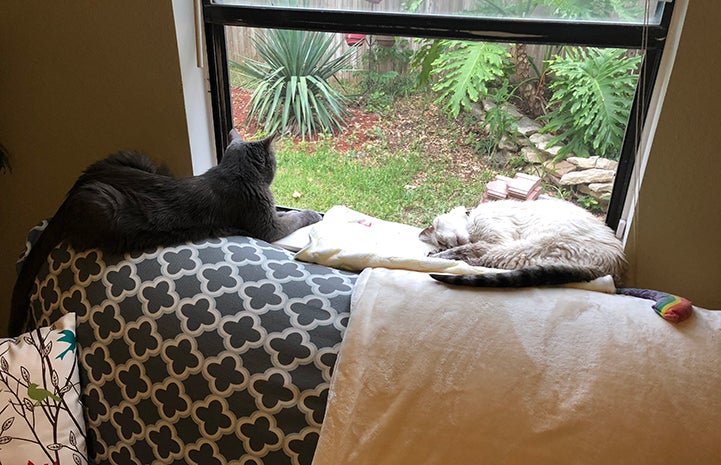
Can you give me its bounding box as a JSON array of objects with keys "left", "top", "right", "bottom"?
[{"left": 0, "top": 313, "right": 88, "bottom": 465}]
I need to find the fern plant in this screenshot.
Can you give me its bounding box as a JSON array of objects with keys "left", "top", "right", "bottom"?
[
  {"left": 425, "top": 40, "right": 511, "bottom": 118},
  {"left": 235, "top": 29, "right": 356, "bottom": 139},
  {"left": 541, "top": 47, "right": 642, "bottom": 159}
]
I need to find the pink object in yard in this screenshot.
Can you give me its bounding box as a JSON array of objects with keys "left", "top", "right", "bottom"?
[
  {"left": 482, "top": 173, "right": 542, "bottom": 202},
  {"left": 345, "top": 33, "right": 366, "bottom": 46}
]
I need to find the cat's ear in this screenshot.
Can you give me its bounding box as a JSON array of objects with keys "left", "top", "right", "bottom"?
[
  {"left": 229, "top": 129, "right": 244, "bottom": 144},
  {"left": 419, "top": 225, "right": 435, "bottom": 241},
  {"left": 261, "top": 133, "right": 277, "bottom": 150}
]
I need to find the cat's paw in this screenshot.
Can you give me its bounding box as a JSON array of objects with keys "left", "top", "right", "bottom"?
[{"left": 298, "top": 209, "right": 323, "bottom": 225}]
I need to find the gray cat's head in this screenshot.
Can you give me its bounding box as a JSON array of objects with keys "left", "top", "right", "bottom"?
[{"left": 222, "top": 130, "right": 277, "bottom": 183}]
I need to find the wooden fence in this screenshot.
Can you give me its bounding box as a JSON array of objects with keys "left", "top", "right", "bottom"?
[{"left": 224, "top": 1, "right": 561, "bottom": 83}]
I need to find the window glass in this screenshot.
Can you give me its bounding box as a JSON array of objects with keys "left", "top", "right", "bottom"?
[
  {"left": 204, "top": 0, "right": 673, "bottom": 228},
  {"left": 213, "top": 0, "right": 664, "bottom": 24},
  {"left": 226, "top": 25, "right": 643, "bottom": 225}
]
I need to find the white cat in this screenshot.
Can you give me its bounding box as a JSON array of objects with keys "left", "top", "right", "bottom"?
[{"left": 420, "top": 197, "right": 627, "bottom": 287}]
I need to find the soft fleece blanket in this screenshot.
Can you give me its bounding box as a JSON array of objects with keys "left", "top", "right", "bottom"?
[
  {"left": 295, "top": 206, "right": 614, "bottom": 292},
  {"left": 312, "top": 268, "right": 721, "bottom": 465}
]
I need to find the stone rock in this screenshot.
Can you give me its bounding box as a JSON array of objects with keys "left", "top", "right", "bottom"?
[
  {"left": 528, "top": 133, "right": 566, "bottom": 158},
  {"left": 543, "top": 160, "right": 577, "bottom": 187},
  {"left": 521, "top": 146, "right": 545, "bottom": 164},
  {"left": 543, "top": 160, "right": 576, "bottom": 177},
  {"left": 481, "top": 98, "right": 496, "bottom": 111},
  {"left": 578, "top": 183, "right": 613, "bottom": 202},
  {"left": 567, "top": 155, "right": 619, "bottom": 171},
  {"left": 516, "top": 116, "right": 542, "bottom": 136},
  {"left": 500, "top": 103, "right": 524, "bottom": 118},
  {"left": 491, "top": 149, "right": 514, "bottom": 167},
  {"left": 529, "top": 132, "right": 554, "bottom": 148},
  {"left": 595, "top": 157, "right": 618, "bottom": 170},
  {"left": 470, "top": 102, "right": 485, "bottom": 118},
  {"left": 587, "top": 182, "right": 614, "bottom": 194},
  {"left": 543, "top": 144, "right": 564, "bottom": 158},
  {"left": 567, "top": 156, "right": 597, "bottom": 169},
  {"left": 560, "top": 168, "right": 615, "bottom": 185},
  {"left": 498, "top": 135, "right": 518, "bottom": 151}
]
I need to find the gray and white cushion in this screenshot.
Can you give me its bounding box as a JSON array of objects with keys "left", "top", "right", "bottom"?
[{"left": 24, "top": 227, "right": 356, "bottom": 465}]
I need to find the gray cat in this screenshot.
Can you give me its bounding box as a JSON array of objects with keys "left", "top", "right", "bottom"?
[
  {"left": 8, "top": 130, "right": 320, "bottom": 336},
  {"left": 420, "top": 197, "right": 627, "bottom": 288}
]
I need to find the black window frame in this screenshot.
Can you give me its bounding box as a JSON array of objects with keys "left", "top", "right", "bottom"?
[{"left": 201, "top": 1, "right": 675, "bottom": 230}]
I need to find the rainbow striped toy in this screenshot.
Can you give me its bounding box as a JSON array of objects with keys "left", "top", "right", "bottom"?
[{"left": 617, "top": 288, "right": 693, "bottom": 323}]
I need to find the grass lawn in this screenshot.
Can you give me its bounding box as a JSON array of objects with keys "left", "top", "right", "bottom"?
[
  {"left": 230, "top": 63, "right": 501, "bottom": 228},
  {"left": 271, "top": 136, "right": 490, "bottom": 228}
]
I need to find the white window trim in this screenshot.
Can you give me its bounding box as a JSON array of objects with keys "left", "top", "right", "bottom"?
[
  {"left": 618, "top": 0, "right": 688, "bottom": 245},
  {"left": 172, "top": 0, "right": 217, "bottom": 175}
]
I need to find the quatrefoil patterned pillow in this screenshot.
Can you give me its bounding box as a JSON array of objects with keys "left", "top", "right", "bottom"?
[{"left": 22, "top": 225, "right": 356, "bottom": 465}]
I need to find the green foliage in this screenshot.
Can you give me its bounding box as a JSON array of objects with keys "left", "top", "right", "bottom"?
[
  {"left": 409, "top": 38, "right": 444, "bottom": 89},
  {"left": 429, "top": 41, "right": 511, "bottom": 118},
  {"left": 235, "top": 29, "right": 356, "bottom": 139},
  {"left": 357, "top": 39, "right": 415, "bottom": 114},
  {"left": 465, "top": 92, "right": 520, "bottom": 165},
  {"left": 364, "top": 37, "right": 413, "bottom": 70},
  {"left": 541, "top": 47, "right": 642, "bottom": 159},
  {"left": 484, "top": 81, "right": 519, "bottom": 143},
  {"left": 472, "top": 0, "right": 645, "bottom": 20},
  {"left": 401, "top": 0, "right": 426, "bottom": 12},
  {"left": 576, "top": 195, "right": 602, "bottom": 212}
]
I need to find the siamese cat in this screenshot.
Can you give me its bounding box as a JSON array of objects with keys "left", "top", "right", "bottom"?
[
  {"left": 9, "top": 131, "right": 320, "bottom": 336},
  {"left": 420, "top": 197, "right": 626, "bottom": 288}
]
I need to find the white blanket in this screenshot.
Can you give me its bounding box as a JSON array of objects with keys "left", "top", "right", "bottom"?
[
  {"left": 313, "top": 268, "right": 721, "bottom": 465},
  {"left": 295, "top": 206, "right": 615, "bottom": 293}
]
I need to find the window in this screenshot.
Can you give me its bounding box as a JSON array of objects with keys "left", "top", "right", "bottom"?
[{"left": 202, "top": 0, "right": 675, "bottom": 230}]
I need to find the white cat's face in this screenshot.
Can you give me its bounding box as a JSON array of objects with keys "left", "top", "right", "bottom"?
[{"left": 419, "top": 206, "right": 470, "bottom": 249}]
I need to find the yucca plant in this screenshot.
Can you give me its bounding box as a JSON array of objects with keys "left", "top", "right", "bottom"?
[
  {"left": 541, "top": 47, "right": 642, "bottom": 160},
  {"left": 235, "top": 29, "right": 357, "bottom": 139}
]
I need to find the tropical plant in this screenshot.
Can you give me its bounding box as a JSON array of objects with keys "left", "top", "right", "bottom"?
[
  {"left": 235, "top": 29, "right": 357, "bottom": 138},
  {"left": 540, "top": 47, "right": 642, "bottom": 159},
  {"left": 417, "top": 40, "right": 511, "bottom": 118}
]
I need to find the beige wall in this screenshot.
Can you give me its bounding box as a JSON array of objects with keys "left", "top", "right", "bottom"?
[
  {"left": 0, "top": 1, "right": 193, "bottom": 335},
  {"left": 0, "top": 2, "right": 719, "bottom": 336}
]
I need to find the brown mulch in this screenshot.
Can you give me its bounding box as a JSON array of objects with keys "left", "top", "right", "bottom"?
[{"left": 230, "top": 87, "right": 488, "bottom": 180}]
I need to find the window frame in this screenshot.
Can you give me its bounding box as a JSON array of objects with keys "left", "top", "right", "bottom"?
[{"left": 201, "top": 0, "right": 675, "bottom": 230}]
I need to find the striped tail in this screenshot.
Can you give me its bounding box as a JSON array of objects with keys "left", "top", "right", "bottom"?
[{"left": 430, "top": 265, "right": 602, "bottom": 288}]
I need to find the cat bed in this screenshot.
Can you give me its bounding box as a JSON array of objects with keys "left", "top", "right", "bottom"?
[{"left": 313, "top": 267, "right": 721, "bottom": 465}]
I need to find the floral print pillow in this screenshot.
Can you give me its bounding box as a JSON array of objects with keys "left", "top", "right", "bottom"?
[{"left": 0, "top": 313, "right": 88, "bottom": 465}]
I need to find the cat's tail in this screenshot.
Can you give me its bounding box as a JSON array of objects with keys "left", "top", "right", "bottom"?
[
  {"left": 8, "top": 215, "right": 65, "bottom": 336},
  {"left": 430, "top": 265, "right": 603, "bottom": 288}
]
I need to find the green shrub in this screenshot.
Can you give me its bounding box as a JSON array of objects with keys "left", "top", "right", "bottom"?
[
  {"left": 425, "top": 40, "right": 511, "bottom": 118},
  {"left": 541, "top": 47, "right": 642, "bottom": 159},
  {"left": 235, "top": 29, "right": 356, "bottom": 139}
]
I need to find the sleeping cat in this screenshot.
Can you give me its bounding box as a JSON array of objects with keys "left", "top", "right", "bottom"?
[
  {"left": 8, "top": 130, "right": 321, "bottom": 336},
  {"left": 419, "top": 197, "right": 626, "bottom": 288}
]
